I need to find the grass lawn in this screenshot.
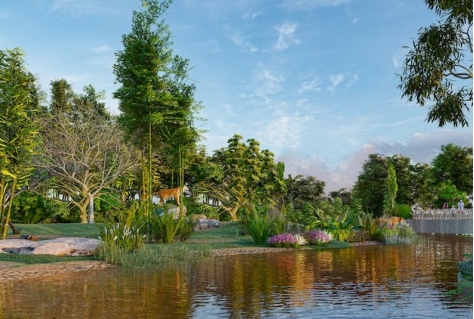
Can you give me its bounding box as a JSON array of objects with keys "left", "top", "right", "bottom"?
[{"left": 0, "top": 221, "right": 349, "bottom": 266}]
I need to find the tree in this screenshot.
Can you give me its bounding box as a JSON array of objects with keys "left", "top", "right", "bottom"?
[
  {"left": 398, "top": 0, "right": 472, "bottom": 127},
  {"left": 383, "top": 163, "right": 398, "bottom": 214},
  {"left": 114, "top": 0, "right": 198, "bottom": 216},
  {"left": 37, "top": 111, "right": 139, "bottom": 223},
  {"left": 212, "top": 135, "right": 286, "bottom": 221},
  {"left": 352, "top": 154, "right": 388, "bottom": 216},
  {"left": 431, "top": 143, "right": 473, "bottom": 195},
  {"left": 284, "top": 174, "right": 326, "bottom": 209},
  {"left": 0, "top": 48, "right": 42, "bottom": 239},
  {"left": 409, "top": 163, "right": 438, "bottom": 209}
]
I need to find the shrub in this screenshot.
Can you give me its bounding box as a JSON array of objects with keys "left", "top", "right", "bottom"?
[
  {"left": 150, "top": 212, "right": 183, "bottom": 244},
  {"left": 267, "top": 233, "right": 299, "bottom": 248},
  {"left": 96, "top": 222, "right": 146, "bottom": 264},
  {"left": 178, "top": 217, "right": 195, "bottom": 242},
  {"left": 304, "top": 229, "right": 332, "bottom": 246},
  {"left": 245, "top": 204, "right": 274, "bottom": 245},
  {"left": 382, "top": 224, "right": 417, "bottom": 245}
]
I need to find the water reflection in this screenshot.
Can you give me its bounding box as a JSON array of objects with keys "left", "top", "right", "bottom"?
[{"left": 0, "top": 234, "right": 471, "bottom": 319}]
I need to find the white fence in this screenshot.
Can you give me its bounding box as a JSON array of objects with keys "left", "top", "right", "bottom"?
[{"left": 411, "top": 209, "right": 473, "bottom": 220}]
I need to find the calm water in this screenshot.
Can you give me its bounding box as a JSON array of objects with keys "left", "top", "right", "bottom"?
[{"left": 0, "top": 234, "right": 471, "bottom": 319}]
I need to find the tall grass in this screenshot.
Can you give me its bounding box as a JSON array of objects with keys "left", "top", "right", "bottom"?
[{"left": 96, "top": 243, "right": 212, "bottom": 268}]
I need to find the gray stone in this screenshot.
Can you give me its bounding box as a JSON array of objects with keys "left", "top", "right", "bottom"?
[
  {"left": 0, "top": 239, "right": 39, "bottom": 253},
  {"left": 194, "top": 218, "right": 221, "bottom": 231},
  {"left": 0, "top": 237, "right": 102, "bottom": 256}
]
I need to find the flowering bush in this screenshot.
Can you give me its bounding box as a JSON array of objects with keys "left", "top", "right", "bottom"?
[
  {"left": 267, "top": 233, "right": 299, "bottom": 248},
  {"left": 304, "top": 229, "right": 333, "bottom": 246}
]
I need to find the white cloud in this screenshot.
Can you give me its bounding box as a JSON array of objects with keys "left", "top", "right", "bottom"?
[
  {"left": 92, "top": 45, "right": 110, "bottom": 53},
  {"left": 243, "top": 11, "right": 261, "bottom": 19},
  {"left": 327, "top": 73, "right": 344, "bottom": 92},
  {"left": 251, "top": 65, "right": 285, "bottom": 106},
  {"left": 274, "top": 22, "right": 299, "bottom": 51},
  {"left": 282, "top": 0, "right": 352, "bottom": 11},
  {"left": 231, "top": 33, "right": 258, "bottom": 52},
  {"left": 278, "top": 129, "right": 473, "bottom": 192},
  {"left": 298, "top": 78, "right": 322, "bottom": 94}
]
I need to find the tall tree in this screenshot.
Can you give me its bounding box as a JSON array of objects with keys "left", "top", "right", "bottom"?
[
  {"left": 383, "top": 163, "right": 398, "bottom": 214},
  {"left": 212, "top": 135, "right": 286, "bottom": 221},
  {"left": 409, "top": 163, "right": 438, "bottom": 209},
  {"left": 0, "top": 48, "right": 42, "bottom": 238},
  {"left": 352, "top": 154, "right": 388, "bottom": 216},
  {"left": 284, "top": 175, "right": 326, "bottom": 210},
  {"left": 398, "top": 0, "right": 472, "bottom": 127},
  {"left": 431, "top": 143, "right": 473, "bottom": 195},
  {"left": 114, "top": 0, "right": 197, "bottom": 216}
]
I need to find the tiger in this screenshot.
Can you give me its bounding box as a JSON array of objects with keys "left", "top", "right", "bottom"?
[
  {"left": 376, "top": 216, "right": 406, "bottom": 228},
  {"left": 154, "top": 185, "right": 189, "bottom": 206}
]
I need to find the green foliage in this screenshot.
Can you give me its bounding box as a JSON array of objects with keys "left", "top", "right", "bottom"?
[
  {"left": 11, "top": 191, "right": 69, "bottom": 224},
  {"left": 390, "top": 203, "right": 412, "bottom": 219},
  {"left": 212, "top": 135, "right": 286, "bottom": 220},
  {"left": 0, "top": 48, "right": 42, "bottom": 238},
  {"left": 150, "top": 212, "right": 183, "bottom": 243},
  {"left": 177, "top": 216, "right": 194, "bottom": 242},
  {"left": 398, "top": 0, "right": 473, "bottom": 127},
  {"left": 284, "top": 174, "right": 325, "bottom": 210},
  {"left": 431, "top": 144, "right": 473, "bottom": 196},
  {"left": 381, "top": 224, "right": 417, "bottom": 245},
  {"left": 383, "top": 163, "right": 398, "bottom": 213},
  {"left": 307, "top": 211, "right": 354, "bottom": 242},
  {"left": 353, "top": 154, "right": 388, "bottom": 216},
  {"left": 245, "top": 205, "right": 274, "bottom": 245}
]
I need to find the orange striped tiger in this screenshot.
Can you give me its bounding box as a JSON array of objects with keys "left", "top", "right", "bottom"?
[{"left": 154, "top": 185, "right": 189, "bottom": 205}]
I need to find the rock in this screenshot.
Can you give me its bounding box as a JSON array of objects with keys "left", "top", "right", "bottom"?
[
  {"left": 0, "top": 237, "right": 102, "bottom": 257},
  {"left": 168, "top": 205, "right": 187, "bottom": 219},
  {"left": 194, "top": 218, "right": 221, "bottom": 231},
  {"left": 0, "top": 239, "right": 39, "bottom": 253},
  {"left": 192, "top": 214, "right": 207, "bottom": 221}
]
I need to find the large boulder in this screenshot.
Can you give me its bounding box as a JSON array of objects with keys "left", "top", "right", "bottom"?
[
  {"left": 194, "top": 218, "right": 221, "bottom": 231},
  {"left": 0, "top": 237, "right": 102, "bottom": 256},
  {"left": 0, "top": 239, "right": 39, "bottom": 253}
]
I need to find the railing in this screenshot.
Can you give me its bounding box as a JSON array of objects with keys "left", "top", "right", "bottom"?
[{"left": 411, "top": 209, "right": 473, "bottom": 220}]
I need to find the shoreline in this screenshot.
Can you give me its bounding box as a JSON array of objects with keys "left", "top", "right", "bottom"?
[{"left": 0, "top": 241, "right": 380, "bottom": 282}]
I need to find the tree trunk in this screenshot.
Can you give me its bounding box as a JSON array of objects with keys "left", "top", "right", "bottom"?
[
  {"left": 87, "top": 193, "right": 95, "bottom": 224},
  {"left": 229, "top": 205, "right": 240, "bottom": 221},
  {"left": 1, "top": 178, "right": 17, "bottom": 240}
]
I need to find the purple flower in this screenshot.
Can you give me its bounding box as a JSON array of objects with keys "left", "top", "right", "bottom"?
[
  {"left": 304, "top": 230, "right": 332, "bottom": 245},
  {"left": 267, "top": 233, "right": 298, "bottom": 248}
]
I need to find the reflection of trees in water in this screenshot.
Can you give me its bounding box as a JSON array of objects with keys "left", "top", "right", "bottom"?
[{"left": 0, "top": 234, "right": 471, "bottom": 318}]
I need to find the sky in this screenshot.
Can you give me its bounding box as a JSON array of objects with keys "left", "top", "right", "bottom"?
[{"left": 1, "top": 0, "right": 472, "bottom": 192}]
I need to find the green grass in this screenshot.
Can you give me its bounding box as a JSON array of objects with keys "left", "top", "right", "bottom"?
[
  {"left": 0, "top": 221, "right": 350, "bottom": 267},
  {"left": 11, "top": 223, "right": 104, "bottom": 238}
]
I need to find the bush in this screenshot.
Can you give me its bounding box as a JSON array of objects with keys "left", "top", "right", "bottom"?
[
  {"left": 96, "top": 222, "right": 146, "bottom": 264},
  {"left": 304, "top": 229, "right": 332, "bottom": 246},
  {"left": 267, "top": 233, "right": 299, "bottom": 248},
  {"left": 150, "top": 212, "right": 183, "bottom": 244},
  {"left": 247, "top": 209, "right": 273, "bottom": 245},
  {"left": 382, "top": 224, "right": 417, "bottom": 245}
]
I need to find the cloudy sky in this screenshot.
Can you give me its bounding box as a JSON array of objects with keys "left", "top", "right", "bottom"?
[{"left": 1, "top": 0, "right": 472, "bottom": 192}]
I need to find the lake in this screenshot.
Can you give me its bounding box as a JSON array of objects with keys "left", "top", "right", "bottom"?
[{"left": 0, "top": 234, "right": 471, "bottom": 318}]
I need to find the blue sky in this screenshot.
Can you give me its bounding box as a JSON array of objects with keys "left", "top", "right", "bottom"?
[{"left": 1, "top": 0, "right": 472, "bottom": 192}]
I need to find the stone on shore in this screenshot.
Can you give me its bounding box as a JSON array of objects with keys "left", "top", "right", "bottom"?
[{"left": 0, "top": 237, "right": 102, "bottom": 256}]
